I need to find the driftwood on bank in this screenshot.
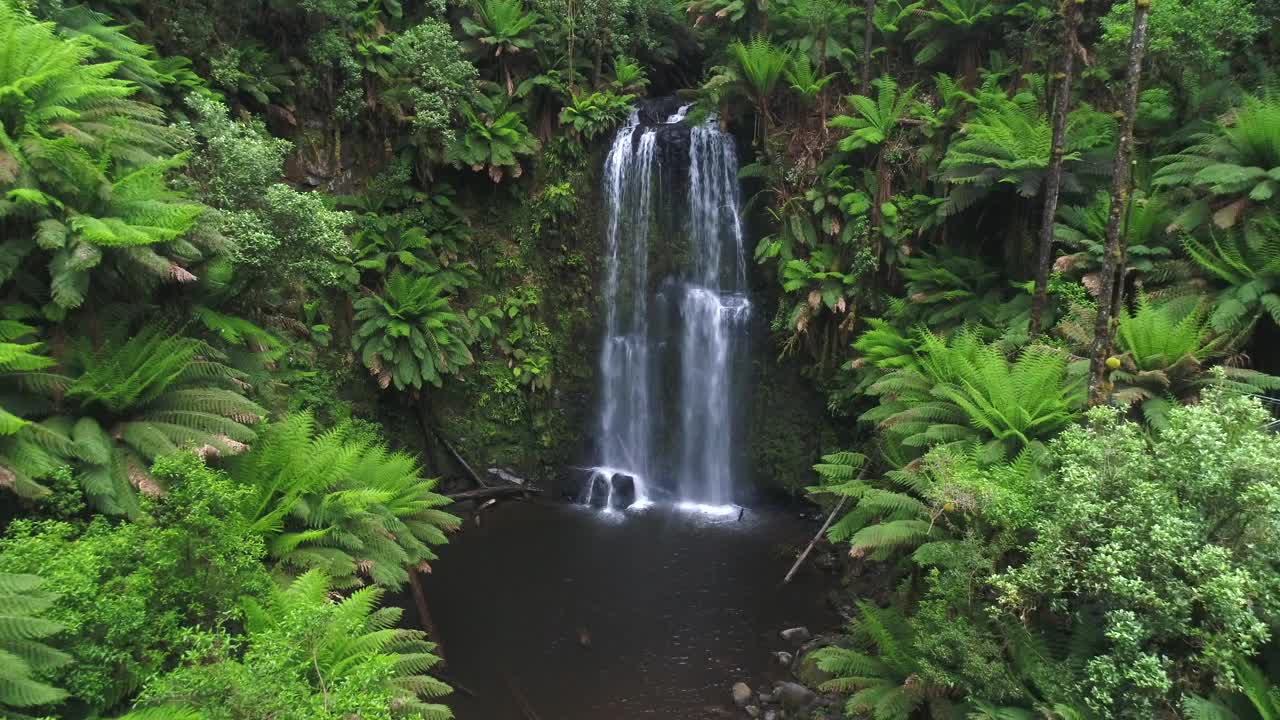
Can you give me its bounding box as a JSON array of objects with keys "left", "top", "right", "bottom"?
[
  {"left": 782, "top": 497, "right": 847, "bottom": 585},
  {"left": 783, "top": 466, "right": 870, "bottom": 584},
  {"left": 445, "top": 484, "right": 542, "bottom": 502}
]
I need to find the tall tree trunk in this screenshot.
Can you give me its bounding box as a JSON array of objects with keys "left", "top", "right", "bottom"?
[
  {"left": 1028, "top": 1, "right": 1081, "bottom": 336},
  {"left": 1087, "top": 0, "right": 1151, "bottom": 406},
  {"left": 861, "top": 0, "right": 875, "bottom": 95}
]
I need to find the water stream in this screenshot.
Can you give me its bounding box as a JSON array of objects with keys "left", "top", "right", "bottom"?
[{"left": 589, "top": 101, "right": 751, "bottom": 510}]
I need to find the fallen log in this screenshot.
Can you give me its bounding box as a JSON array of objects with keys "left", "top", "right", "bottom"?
[
  {"left": 445, "top": 484, "right": 542, "bottom": 502},
  {"left": 782, "top": 466, "right": 869, "bottom": 584},
  {"left": 430, "top": 426, "right": 488, "bottom": 488}
]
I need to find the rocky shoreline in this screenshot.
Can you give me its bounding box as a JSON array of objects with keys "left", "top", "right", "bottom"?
[{"left": 726, "top": 625, "right": 844, "bottom": 720}]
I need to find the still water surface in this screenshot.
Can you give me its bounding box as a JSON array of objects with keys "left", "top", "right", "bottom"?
[{"left": 419, "top": 500, "right": 836, "bottom": 719}]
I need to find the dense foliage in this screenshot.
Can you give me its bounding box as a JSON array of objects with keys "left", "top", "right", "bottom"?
[{"left": 3, "top": 0, "right": 1280, "bottom": 717}]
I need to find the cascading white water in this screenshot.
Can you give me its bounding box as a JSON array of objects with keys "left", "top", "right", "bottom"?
[
  {"left": 590, "top": 104, "right": 748, "bottom": 512},
  {"left": 676, "top": 119, "right": 750, "bottom": 507},
  {"left": 592, "top": 111, "right": 657, "bottom": 510}
]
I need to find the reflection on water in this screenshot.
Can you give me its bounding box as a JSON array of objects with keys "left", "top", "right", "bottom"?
[{"left": 415, "top": 500, "right": 836, "bottom": 719}]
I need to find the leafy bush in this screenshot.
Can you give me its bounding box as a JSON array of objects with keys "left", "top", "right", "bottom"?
[
  {"left": 391, "top": 20, "right": 479, "bottom": 141},
  {"left": 993, "top": 387, "right": 1280, "bottom": 717},
  {"left": 0, "top": 453, "right": 270, "bottom": 713},
  {"left": 182, "top": 96, "right": 351, "bottom": 288}
]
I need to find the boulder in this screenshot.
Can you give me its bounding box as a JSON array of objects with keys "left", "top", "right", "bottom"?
[
  {"left": 744, "top": 706, "right": 760, "bottom": 718},
  {"left": 779, "top": 627, "right": 812, "bottom": 645},
  {"left": 773, "top": 681, "right": 817, "bottom": 710},
  {"left": 772, "top": 651, "right": 793, "bottom": 668},
  {"left": 763, "top": 711, "right": 779, "bottom": 720},
  {"left": 732, "top": 682, "right": 752, "bottom": 707},
  {"left": 609, "top": 473, "right": 637, "bottom": 510},
  {"left": 586, "top": 474, "right": 610, "bottom": 508}
]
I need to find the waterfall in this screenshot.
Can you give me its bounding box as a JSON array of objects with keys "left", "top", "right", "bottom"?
[
  {"left": 589, "top": 103, "right": 749, "bottom": 512},
  {"left": 676, "top": 120, "right": 750, "bottom": 507}
]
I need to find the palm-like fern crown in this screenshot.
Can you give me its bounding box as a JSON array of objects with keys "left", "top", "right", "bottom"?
[
  {"left": 888, "top": 250, "right": 1007, "bottom": 329},
  {"left": 905, "top": 0, "right": 1002, "bottom": 66},
  {"left": 830, "top": 76, "right": 920, "bottom": 153},
  {"left": 0, "top": 6, "right": 205, "bottom": 310},
  {"left": 1117, "top": 296, "right": 1223, "bottom": 372},
  {"left": 729, "top": 36, "right": 791, "bottom": 105},
  {"left": 861, "top": 329, "right": 1082, "bottom": 460},
  {"left": 811, "top": 450, "right": 937, "bottom": 560},
  {"left": 462, "top": 0, "right": 539, "bottom": 53},
  {"left": 810, "top": 601, "right": 928, "bottom": 720},
  {"left": 354, "top": 269, "right": 474, "bottom": 391},
  {"left": 784, "top": 55, "right": 834, "bottom": 101},
  {"left": 0, "top": 572, "right": 71, "bottom": 712},
  {"left": 1055, "top": 190, "right": 1175, "bottom": 278},
  {"left": 243, "top": 570, "right": 453, "bottom": 720},
  {"left": 1181, "top": 217, "right": 1280, "bottom": 331},
  {"left": 1156, "top": 94, "right": 1280, "bottom": 232},
  {"left": 1104, "top": 296, "right": 1280, "bottom": 429},
  {"left": 940, "top": 90, "right": 1113, "bottom": 216},
  {"left": 0, "top": 322, "right": 264, "bottom": 515},
  {"left": 231, "top": 412, "right": 461, "bottom": 589}
]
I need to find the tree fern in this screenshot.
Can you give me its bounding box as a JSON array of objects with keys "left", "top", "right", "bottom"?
[
  {"left": 243, "top": 570, "right": 453, "bottom": 718},
  {"left": 830, "top": 76, "right": 920, "bottom": 153},
  {"left": 354, "top": 269, "right": 474, "bottom": 392},
  {"left": 0, "top": 322, "right": 264, "bottom": 514},
  {"left": 1155, "top": 94, "right": 1280, "bottom": 233},
  {"left": 1180, "top": 218, "right": 1280, "bottom": 332},
  {"left": 810, "top": 601, "right": 951, "bottom": 720},
  {"left": 0, "top": 573, "right": 70, "bottom": 712},
  {"left": 1054, "top": 189, "right": 1180, "bottom": 291},
  {"left": 0, "top": 6, "right": 205, "bottom": 308},
  {"left": 1063, "top": 296, "right": 1280, "bottom": 428},
  {"left": 859, "top": 329, "right": 1082, "bottom": 460},
  {"left": 729, "top": 36, "right": 791, "bottom": 116},
  {"left": 940, "top": 91, "right": 1114, "bottom": 216},
  {"left": 229, "top": 412, "right": 460, "bottom": 589}
]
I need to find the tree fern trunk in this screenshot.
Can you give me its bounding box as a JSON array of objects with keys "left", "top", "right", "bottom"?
[
  {"left": 1029, "top": 1, "right": 1082, "bottom": 337},
  {"left": 1088, "top": 0, "right": 1151, "bottom": 406}
]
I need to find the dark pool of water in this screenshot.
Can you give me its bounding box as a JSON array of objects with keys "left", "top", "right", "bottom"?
[{"left": 414, "top": 499, "right": 837, "bottom": 720}]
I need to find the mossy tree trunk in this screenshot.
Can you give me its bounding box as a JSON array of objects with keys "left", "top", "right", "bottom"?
[
  {"left": 861, "top": 0, "right": 875, "bottom": 96},
  {"left": 1088, "top": 0, "right": 1151, "bottom": 405},
  {"left": 1029, "top": 0, "right": 1083, "bottom": 337}
]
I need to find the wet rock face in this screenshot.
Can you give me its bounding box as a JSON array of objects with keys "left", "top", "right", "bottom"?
[
  {"left": 773, "top": 681, "right": 817, "bottom": 709},
  {"left": 587, "top": 474, "right": 610, "bottom": 508},
  {"left": 636, "top": 97, "right": 689, "bottom": 125},
  {"left": 609, "top": 473, "right": 637, "bottom": 510}
]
